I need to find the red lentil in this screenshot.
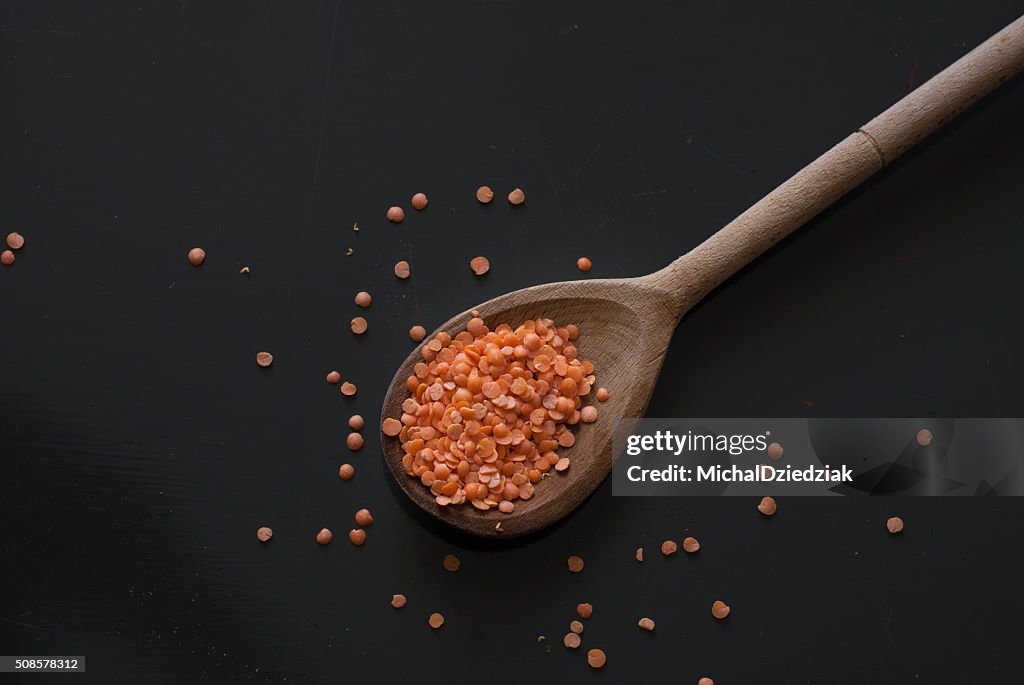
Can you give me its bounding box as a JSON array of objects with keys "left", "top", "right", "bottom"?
[
  {"left": 567, "top": 555, "right": 585, "bottom": 573},
  {"left": 326, "top": 371, "right": 341, "bottom": 384},
  {"left": 187, "top": 247, "right": 206, "bottom": 266},
  {"left": 916, "top": 429, "right": 933, "bottom": 446},
  {"left": 391, "top": 594, "right": 407, "bottom": 608},
  {"left": 661, "top": 540, "right": 677, "bottom": 556},
  {"left": 758, "top": 496, "right": 777, "bottom": 516},
  {"left": 638, "top": 617, "right": 655, "bottom": 631},
  {"left": 6, "top": 232, "right": 24, "bottom": 250},
  {"left": 887, "top": 516, "right": 904, "bottom": 534},
  {"left": 563, "top": 633, "right": 581, "bottom": 649},
  {"left": 1, "top": 250, "right": 13, "bottom": 266},
  {"left": 596, "top": 387, "right": 609, "bottom": 401},
  {"left": 386, "top": 206, "right": 405, "bottom": 223},
  {"left": 683, "top": 536, "right": 700, "bottom": 553},
  {"left": 351, "top": 317, "right": 368, "bottom": 335},
  {"left": 256, "top": 352, "right": 273, "bottom": 367},
  {"left": 349, "top": 415, "right": 365, "bottom": 430},
  {"left": 576, "top": 603, "right": 593, "bottom": 619},
  {"left": 476, "top": 186, "right": 494, "bottom": 203},
  {"left": 346, "top": 433, "right": 364, "bottom": 451},
  {"left": 341, "top": 381, "right": 357, "bottom": 396},
  {"left": 411, "top": 193, "right": 428, "bottom": 210},
  {"left": 382, "top": 418, "right": 402, "bottom": 436},
  {"left": 587, "top": 649, "right": 606, "bottom": 669},
  {"left": 699, "top": 679, "right": 715, "bottom": 685},
  {"left": 316, "top": 528, "right": 333, "bottom": 545},
  {"left": 443, "top": 554, "right": 461, "bottom": 572},
  {"left": 349, "top": 528, "right": 366, "bottom": 545},
  {"left": 580, "top": 406, "right": 598, "bottom": 423},
  {"left": 355, "top": 291, "right": 372, "bottom": 307},
  {"left": 257, "top": 526, "right": 273, "bottom": 542},
  {"left": 767, "top": 442, "right": 784, "bottom": 460},
  {"left": 428, "top": 612, "right": 445, "bottom": 629},
  {"left": 576, "top": 257, "right": 592, "bottom": 272},
  {"left": 394, "top": 261, "right": 410, "bottom": 279},
  {"left": 636, "top": 547, "right": 644, "bottom": 562},
  {"left": 711, "top": 600, "right": 730, "bottom": 619},
  {"left": 409, "top": 326, "right": 427, "bottom": 342},
  {"left": 569, "top": 620, "right": 584, "bottom": 634},
  {"left": 339, "top": 463, "right": 355, "bottom": 480},
  {"left": 507, "top": 188, "right": 525, "bottom": 205},
  {"left": 470, "top": 256, "right": 490, "bottom": 275}
]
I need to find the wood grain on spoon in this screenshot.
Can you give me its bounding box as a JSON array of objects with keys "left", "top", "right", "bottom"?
[{"left": 381, "top": 15, "right": 1024, "bottom": 538}]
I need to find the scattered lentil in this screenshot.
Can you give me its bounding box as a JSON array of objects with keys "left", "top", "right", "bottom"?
[
  {"left": 327, "top": 371, "right": 341, "bottom": 384},
  {"left": 349, "top": 529, "right": 367, "bottom": 545},
  {"left": 341, "top": 381, "right": 357, "bottom": 396},
  {"left": 555, "top": 457, "right": 571, "bottom": 472},
  {"left": 638, "top": 617, "right": 655, "bottom": 631},
  {"left": 508, "top": 188, "right": 525, "bottom": 205},
  {"left": 758, "top": 496, "right": 777, "bottom": 516},
  {"left": 570, "top": 620, "right": 584, "bottom": 634},
  {"left": 587, "top": 649, "right": 606, "bottom": 669},
  {"left": 576, "top": 257, "right": 592, "bottom": 272},
  {"left": 351, "top": 317, "right": 368, "bottom": 335},
  {"left": 580, "top": 405, "right": 598, "bottom": 423},
  {"left": 470, "top": 256, "right": 490, "bottom": 275},
  {"left": 386, "top": 206, "right": 405, "bottom": 223},
  {"left": 355, "top": 509, "right": 374, "bottom": 526},
  {"left": 636, "top": 547, "right": 644, "bottom": 562},
  {"left": 347, "top": 433, "right": 364, "bottom": 451},
  {"left": 563, "top": 633, "right": 581, "bottom": 649},
  {"left": 476, "top": 186, "right": 494, "bottom": 203},
  {"left": 1, "top": 250, "right": 13, "bottom": 266},
  {"left": 411, "top": 193, "right": 429, "bottom": 210},
  {"left": 339, "top": 464, "right": 355, "bottom": 480},
  {"left": 661, "top": 540, "right": 677, "bottom": 556},
  {"left": 767, "top": 442, "right": 784, "bottom": 460},
  {"left": 349, "top": 415, "right": 365, "bottom": 430},
  {"left": 596, "top": 387, "right": 609, "bottom": 401},
  {"left": 316, "top": 528, "right": 333, "bottom": 545},
  {"left": 577, "top": 603, "right": 593, "bottom": 619},
  {"left": 394, "top": 261, "right": 410, "bottom": 279},
  {"left": 443, "top": 554, "right": 461, "bottom": 572},
  {"left": 257, "top": 526, "right": 273, "bottom": 542},
  {"left": 683, "top": 536, "right": 700, "bottom": 553},
  {"left": 428, "top": 612, "right": 445, "bottom": 629},
  {"left": 383, "top": 317, "right": 598, "bottom": 511},
  {"left": 711, "top": 600, "right": 730, "bottom": 619},
  {"left": 698, "top": 679, "right": 715, "bottom": 685},
  {"left": 567, "top": 555, "right": 585, "bottom": 573},
  {"left": 887, "top": 516, "right": 904, "bottom": 534},
  {"left": 6, "top": 232, "right": 24, "bottom": 250},
  {"left": 391, "top": 594, "right": 407, "bottom": 608},
  {"left": 355, "top": 291, "right": 372, "bottom": 307},
  {"left": 916, "top": 429, "right": 933, "bottom": 446},
  {"left": 409, "top": 326, "right": 426, "bottom": 342},
  {"left": 187, "top": 247, "right": 206, "bottom": 266},
  {"left": 256, "top": 352, "right": 274, "bottom": 368}
]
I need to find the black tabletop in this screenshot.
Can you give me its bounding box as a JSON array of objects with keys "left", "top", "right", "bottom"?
[{"left": 3, "top": 1, "right": 1024, "bottom": 683}]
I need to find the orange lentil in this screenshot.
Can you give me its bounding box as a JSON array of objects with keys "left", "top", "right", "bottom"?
[
  {"left": 443, "top": 554, "right": 461, "bottom": 572},
  {"left": 351, "top": 317, "right": 368, "bottom": 335},
  {"left": 256, "top": 352, "right": 273, "bottom": 367},
  {"left": 555, "top": 457, "right": 571, "bottom": 472},
  {"left": 638, "top": 617, "right": 655, "bottom": 631},
  {"left": 382, "top": 418, "right": 402, "bottom": 436},
  {"left": 256, "top": 526, "right": 273, "bottom": 542},
  {"left": 758, "top": 496, "right": 777, "bottom": 516},
  {"left": 596, "top": 387, "right": 609, "bottom": 401},
  {"left": 576, "top": 257, "right": 592, "bottom": 272},
  {"left": 346, "top": 432, "right": 364, "bottom": 451},
  {"left": 382, "top": 317, "right": 597, "bottom": 511},
  {"left": 887, "top": 516, "right": 904, "bottom": 534},
  {"left": 428, "top": 612, "right": 445, "bottom": 629},
  {"left": 355, "top": 509, "right": 373, "bottom": 526},
  {"left": 355, "top": 291, "right": 372, "bottom": 307},
  {"left": 386, "top": 206, "right": 405, "bottom": 223},
  {"left": 187, "top": 247, "right": 205, "bottom": 266},
  {"left": 636, "top": 547, "right": 644, "bottom": 562},
  {"left": 316, "top": 528, "right": 333, "bottom": 545},
  {"left": 391, "top": 594, "right": 407, "bottom": 608},
  {"left": 394, "top": 260, "right": 410, "bottom": 279},
  {"left": 470, "top": 256, "right": 490, "bottom": 275},
  {"left": 348, "top": 528, "right": 366, "bottom": 545},
  {"left": 570, "top": 620, "right": 584, "bottom": 634},
  {"left": 577, "top": 603, "right": 593, "bottom": 619},
  {"left": 349, "top": 415, "right": 365, "bottom": 430},
  {"left": 7, "top": 232, "right": 25, "bottom": 249},
  {"left": 587, "top": 649, "right": 606, "bottom": 669},
  {"left": 338, "top": 463, "right": 355, "bottom": 480},
  {"left": 683, "top": 536, "right": 700, "bottom": 553},
  {"left": 409, "top": 325, "right": 426, "bottom": 342},
  {"left": 1, "top": 250, "right": 13, "bottom": 266},
  {"left": 916, "top": 429, "right": 933, "bottom": 446},
  {"left": 340, "top": 381, "right": 357, "bottom": 396},
  {"left": 567, "top": 555, "right": 585, "bottom": 573},
  {"left": 580, "top": 406, "right": 598, "bottom": 423},
  {"left": 698, "top": 679, "right": 715, "bottom": 685},
  {"left": 767, "top": 442, "right": 784, "bottom": 460},
  {"left": 411, "top": 193, "right": 428, "bottom": 210},
  {"left": 476, "top": 186, "right": 494, "bottom": 203},
  {"left": 563, "top": 633, "right": 581, "bottom": 649},
  {"left": 661, "top": 540, "right": 677, "bottom": 556},
  {"left": 326, "top": 371, "right": 341, "bottom": 384},
  {"left": 507, "top": 188, "right": 525, "bottom": 205},
  {"left": 711, "top": 600, "right": 730, "bottom": 619}
]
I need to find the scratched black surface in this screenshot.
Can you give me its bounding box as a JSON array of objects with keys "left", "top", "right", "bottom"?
[{"left": 2, "top": 1, "right": 1024, "bottom": 683}]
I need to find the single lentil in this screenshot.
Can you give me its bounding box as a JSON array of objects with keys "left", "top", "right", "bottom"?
[
  {"left": 587, "top": 649, "right": 606, "bottom": 669},
  {"left": 576, "top": 257, "right": 592, "bottom": 272},
  {"left": 596, "top": 387, "right": 609, "bottom": 401},
  {"left": 346, "top": 433, "right": 364, "bottom": 451},
  {"left": 758, "top": 496, "right": 777, "bottom": 516},
  {"left": 341, "top": 382, "right": 357, "bottom": 396},
  {"left": 887, "top": 516, "right": 904, "bottom": 534},
  {"left": 507, "top": 188, "right": 525, "bottom": 205},
  {"left": 476, "top": 186, "right": 494, "bottom": 203},
  {"left": 711, "top": 600, "right": 730, "bottom": 619},
  {"left": 316, "top": 528, "right": 333, "bottom": 545},
  {"left": 391, "top": 594, "right": 407, "bottom": 608},
  {"left": 683, "top": 536, "right": 700, "bottom": 553},
  {"left": 326, "top": 371, "right": 341, "bottom": 384},
  {"left": 187, "top": 247, "right": 206, "bottom": 266},
  {"left": 394, "top": 261, "right": 410, "bottom": 279},
  {"left": 351, "top": 317, "right": 368, "bottom": 335},
  {"left": 567, "top": 555, "right": 585, "bottom": 573},
  {"left": 349, "top": 415, "right": 365, "bottom": 430},
  {"left": 348, "top": 528, "right": 366, "bottom": 545},
  {"left": 339, "top": 463, "right": 355, "bottom": 480},
  {"left": 638, "top": 617, "right": 655, "bottom": 631},
  {"left": 563, "top": 633, "right": 581, "bottom": 649},
  {"left": 257, "top": 526, "right": 273, "bottom": 542},
  {"left": 382, "top": 418, "right": 402, "bottom": 436},
  {"left": 698, "top": 679, "right": 715, "bottom": 685},
  {"left": 411, "top": 193, "right": 428, "bottom": 210},
  {"left": 916, "top": 429, "right": 933, "bottom": 446},
  {"left": 6, "top": 232, "right": 24, "bottom": 249},
  {"left": 409, "top": 326, "right": 426, "bottom": 342},
  {"left": 470, "top": 256, "right": 490, "bottom": 275},
  {"left": 1, "top": 250, "right": 13, "bottom": 266},
  {"left": 661, "top": 540, "right": 677, "bottom": 556},
  {"left": 636, "top": 547, "right": 644, "bottom": 562},
  {"left": 767, "top": 442, "right": 784, "bottom": 460},
  {"left": 577, "top": 603, "right": 593, "bottom": 619},
  {"left": 570, "top": 620, "right": 584, "bottom": 634},
  {"left": 355, "top": 509, "right": 373, "bottom": 526},
  {"left": 428, "top": 612, "right": 445, "bottom": 629},
  {"left": 256, "top": 352, "right": 273, "bottom": 368},
  {"left": 355, "top": 291, "right": 372, "bottom": 307},
  {"left": 386, "top": 206, "right": 405, "bottom": 223},
  {"left": 580, "top": 405, "right": 598, "bottom": 423},
  {"left": 443, "top": 554, "right": 461, "bottom": 572}
]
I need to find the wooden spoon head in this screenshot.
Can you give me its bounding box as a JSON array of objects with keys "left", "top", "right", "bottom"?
[{"left": 380, "top": 275, "right": 683, "bottom": 538}]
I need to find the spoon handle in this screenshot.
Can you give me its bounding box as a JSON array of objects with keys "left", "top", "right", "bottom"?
[{"left": 652, "top": 13, "right": 1024, "bottom": 311}]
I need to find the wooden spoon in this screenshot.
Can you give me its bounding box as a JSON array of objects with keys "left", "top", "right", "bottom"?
[{"left": 381, "top": 15, "right": 1024, "bottom": 538}]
